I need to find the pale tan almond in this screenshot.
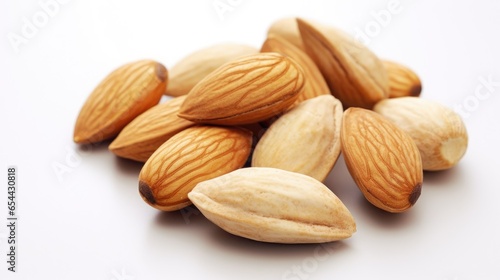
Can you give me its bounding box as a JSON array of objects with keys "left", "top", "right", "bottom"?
[
  {"left": 341, "top": 108, "right": 423, "bottom": 213},
  {"left": 138, "top": 126, "right": 252, "bottom": 211},
  {"left": 297, "top": 18, "right": 389, "bottom": 109},
  {"left": 383, "top": 60, "right": 422, "bottom": 98},
  {"left": 74, "top": 60, "right": 167, "bottom": 144},
  {"left": 109, "top": 96, "right": 194, "bottom": 162},
  {"left": 261, "top": 35, "right": 331, "bottom": 104},
  {"left": 188, "top": 167, "right": 356, "bottom": 243},
  {"left": 374, "top": 97, "right": 468, "bottom": 171},
  {"left": 252, "top": 95, "right": 342, "bottom": 181},
  {"left": 267, "top": 17, "right": 305, "bottom": 51},
  {"left": 178, "top": 53, "right": 305, "bottom": 125},
  {"left": 166, "top": 43, "right": 258, "bottom": 97}
]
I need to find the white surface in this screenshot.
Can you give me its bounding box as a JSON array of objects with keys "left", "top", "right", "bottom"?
[{"left": 1, "top": 0, "right": 500, "bottom": 279}]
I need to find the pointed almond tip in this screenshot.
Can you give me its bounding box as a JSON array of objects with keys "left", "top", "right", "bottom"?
[
  {"left": 155, "top": 63, "right": 168, "bottom": 82},
  {"left": 411, "top": 84, "right": 422, "bottom": 97},
  {"left": 139, "top": 180, "right": 156, "bottom": 205},
  {"left": 409, "top": 183, "right": 422, "bottom": 205}
]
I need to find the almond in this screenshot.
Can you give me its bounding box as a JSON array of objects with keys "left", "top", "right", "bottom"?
[
  {"left": 109, "top": 96, "right": 194, "bottom": 162},
  {"left": 74, "top": 60, "right": 167, "bottom": 144},
  {"left": 297, "top": 18, "right": 389, "bottom": 109},
  {"left": 261, "top": 35, "right": 330, "bottom": 104},
  {"left": 178, "top": 53, "right": 305, "bottom": 125},
  {"left": 383, "top": 60, "right": 422, "bottom": 98},
  {"left": 341, "top": 108, "right": 423, "bottom": 213},
  {"left": 252, "top": 95, "right": 342, "bottom": 181},
  {"left": 374, "top": 97, "right": 468, "bottom": 171},
  {"left": 166, "top": 43, "right": 258, "bottom": 97},
  {"left": 267, "top": 17, "right": 304, "bottom": 51},
  {"left": 138, "top": 126, "right": 252, "bottom": 211},
  {"left": 188, "top": 167, "right": 356, "bottom": 243}
]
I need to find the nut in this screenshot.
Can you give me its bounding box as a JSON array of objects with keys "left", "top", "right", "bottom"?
[
  {"left": 267, "top": 17, "right": 304, "bottom": 50},
  {"left": 138, "top": 126, "right": 252, "bottom": 211},
  {"left": 166, "top": 43, "right": 258, "bottom": 97},
  {"left": 297, "top": 18, "right": 389, "bottom": 109},
  {"left": 74, "top": 60, "right": 167, "bottom": 144},
  {"left": 178, "top": 53, "right": 305, "bottom": 125},
  {"left": 109, "top": 96, "right": 194, "bottom": 162},
  {"left": 373, "top": 97, "right": 468, "bottom": 171},
  {"left": 383, "top": 60, "right": 422, "bottom": 98},
  {"left": 188, "top": 167, "right": 356, "bottom": 243},
  {"left": 261, "top": 35, "right": 330, "bottom": 104},
  {"left": 252, "top": 95, "right": 342, "bottom": 181},
  {"left": 341, "top": 108, "right": 423, "bottom": 213}
]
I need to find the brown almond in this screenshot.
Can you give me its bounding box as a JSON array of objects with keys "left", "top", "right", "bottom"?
[
  {"left": 341, "top": 108, "right": 423, "bottom": 213},
  {"left": 138, "top": 126, "right": 252, "bottom": 211},
  {"left": 178, "top": 53, "right": 305, "bottom": 125},
  {"left": 383, "top": 60, "right": 422, "bottom": 98},
  {"left": 297, "top": 18, "right": 389, "bottom": 109},
  {"left": 267, "top": 17, "right": 304, "bottom": 51},
  {"left": 74, "top": 60, "right": 167, "bottom": 144}
]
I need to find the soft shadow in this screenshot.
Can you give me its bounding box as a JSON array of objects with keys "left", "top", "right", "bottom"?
[
  {"left": 423, "top": 164, "right": 465, "bottom": 186},
  {"left": 358, "top": 196, "right": 417, "bottom": 229},
  {"left": 113, "top": 156, "right": 144, "bottom": 175},
  {"left": 76, "top": 139, "right": 112, "bottom": 153},
  {"left": 154, "top": 206, "right": 210, "bottom": 228},
  {"left": 205, "top": 222, "right": 350, "bottom": 259}
]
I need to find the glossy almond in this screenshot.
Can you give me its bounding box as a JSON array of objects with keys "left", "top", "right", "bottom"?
[
  {"left": 166, "top": 43, "right": 258, "bottom": 97},
  {"left": 74, "top": 60, "right": 167, "bottom": 144},
  {"left": 252, "top": 95, "right": 342, "bottom": 181},
  {"left": 341, "top": 108, "right": 423, "bottom": 213},
  {"left": 189, "top": 167, "right": 356, "bottom": 243},
  {"left": 374, "top": 97, "right": 467, "bottom": 171},
  {"left": 109, "top": 96, "right": 194, "bottom": 162},
  {"left": 383, "top": 60, "right": 422, "bottom": 98},
  {"left": 297, "top": 18, "right": 389, "bottom": 109},
  {"left": 267, "top": 17, "right": 304, "bottom": 51},
  {"left": 178, "top": 53, "right": 305, "bottom": 125},
  {"left": 261, "top": 35, "right": 330, "bottom": 103},
  {"left": 138, "top": 126, "right": 252, "bottom": 211}
]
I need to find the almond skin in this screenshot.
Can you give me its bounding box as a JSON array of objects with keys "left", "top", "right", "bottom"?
[
  {"left": 109, "top": 96, "right": 194, "bottom": 162},
  {"left": 188, "top": 167, "right": 356, "bottom": 243},
  {"left": 74, "top": 60, "right": 167, "bottom": 144},
  {"left": 252, "top": 95, "right": 342, "bottom": 181},
  {"left": 341, "top": 108, "right": 423, "bottom": 213},
  {"left": 166, "top": 43, "right": 258, "bottom": 97},
  {"left": 261, "top": 35, "right": 330, "bottom": 104},
  {"left": 138, "top": 126, "right": 252, "bottom": 211},
  {"left": 374, "top": 97, "right": 467, "bottom": 171},
  {"left": 267, "top": 17, "right": 305, "bottom": 51},
  {"left": 383, "top": 60, "right": 422, "bottom": 98},
  {"left": 178, "top": 53, "right": 305, "bottom": 125},
  {"left": 297, "top": 18, "right": 389, "bottom": 109}
]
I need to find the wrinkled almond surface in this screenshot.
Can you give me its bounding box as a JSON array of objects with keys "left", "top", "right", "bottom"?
[
  {"left": 74, "top": 60, "right": 167, "bottom": 144},
  {"left": 139, "top": 126, "right": 252, "bottom": 211},
  {"left": 178, "top": 53, "right": 304, "bottom": 125},
  {"left": 341, "top": 108, "right": 423, "bottom": 213},
  {"left": 383, "top": 60, "right": 422, "bottom": 98}
]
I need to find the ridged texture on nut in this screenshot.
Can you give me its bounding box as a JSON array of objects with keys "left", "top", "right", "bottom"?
[
  {"left": 166, "top": 43, "right": 258, "bottom": 97},
  {"left": 74, "top": 60, "right": 167, "bottom": 144},
  {"left": 252, "top": 95, "right": 342, "bottom": 181},
  {"left": 341, "top": 108, "right": 423, "bottom": 213},
  {"left": 267, "top": 17, "right": 305, "bottom": 51},
  {"left": 138, "top": 126, "right": 252, "bottom": 211},
  {"left": 109, "top": 96, "right": 194, "bottom": 162},
  {"left": 261, "top": 35, "right": 330, "bottom": 103},
  {"left": 178, "top": 53, "right": 305, "bottom": 125},
  {"left": 374, "top": 97, "right": 468, "bottom": 171},
  {"left": 297, "top": 18, "right": 388, "bottom": 109},
  {"left": 383, "top": 60, "right": 422, "bottom": 98},
  {"left": 188, "top": 167, "right": 356, "bottom": 244}
]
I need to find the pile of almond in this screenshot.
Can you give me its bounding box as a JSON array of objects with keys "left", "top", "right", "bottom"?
[{"left": 73, "top": 18, "right": 468, "bottom": 244}]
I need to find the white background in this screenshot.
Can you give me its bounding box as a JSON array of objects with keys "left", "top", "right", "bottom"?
[{"left": 1, "top": 0, "right": 500, "bottom": 279}]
